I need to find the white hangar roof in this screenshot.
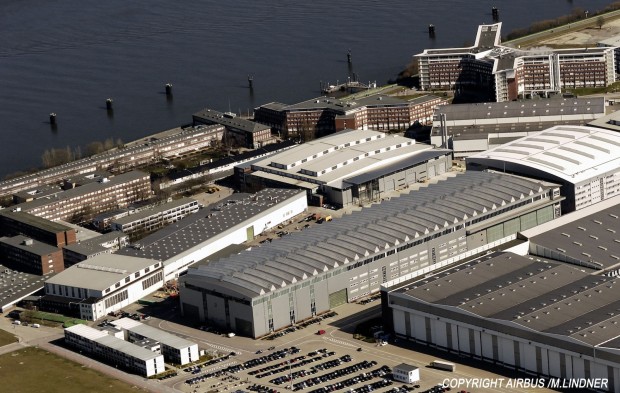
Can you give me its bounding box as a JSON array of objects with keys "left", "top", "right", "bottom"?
[{"left": 468, "top": 125, "right": 620, "bottom": 184}]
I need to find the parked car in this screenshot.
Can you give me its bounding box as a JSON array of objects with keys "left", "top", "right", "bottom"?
[{"left": 317, "top": 329, "right": 326, "bottom": 335}]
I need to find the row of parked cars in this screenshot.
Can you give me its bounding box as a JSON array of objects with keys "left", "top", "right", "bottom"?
[
  {"left": 269, "top": 355, "right": 350, "bottom": 385},
  {"left": 291, "top": 360, "right": 380, "bottom": 391},
  {"left": 12, "top": 320, "right": 39, "bottom": 328},
  {"left": 306, "top": 365, "right": 393, "bottom": 393}
]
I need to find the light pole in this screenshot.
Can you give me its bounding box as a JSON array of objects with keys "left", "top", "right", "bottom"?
[{"left": 288, "top": 348, "right": 294, "bottom": 390}]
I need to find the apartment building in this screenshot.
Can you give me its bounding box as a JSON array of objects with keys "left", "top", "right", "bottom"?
[{"left": 15, "top": 171, "right": 152, "bottom": 223}]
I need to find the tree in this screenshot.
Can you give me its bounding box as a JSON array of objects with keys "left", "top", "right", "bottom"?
[{"left": 597, "top": 15, "right": 605, "bottom": 29}]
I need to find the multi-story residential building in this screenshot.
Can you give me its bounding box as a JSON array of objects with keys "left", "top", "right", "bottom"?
[
  {"left": 0, "top": 124, "right": 224, "bottom": 199},
  {"left": 254, "top": 94, "right": 445, "bottom": 138},
  {"left": 0, "top": 235, "right": 64, "bottom": 275},
  {"left": 14, "top": 171, "right": 152, "bottom": 223},
  {"left": 416, "top": 23, "right": 617, "bottom": 102}
]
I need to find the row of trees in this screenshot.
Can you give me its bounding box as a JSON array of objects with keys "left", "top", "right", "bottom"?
[
  {"left": 40, "top": 138, "right": 123, "bottom": 168},
  {"left": 505, "top": 3, "right": 620, "bottom": 41}
]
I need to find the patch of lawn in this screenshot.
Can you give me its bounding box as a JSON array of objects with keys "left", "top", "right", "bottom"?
[
  {"left": 0, "top": 328, "right": 18, "bottom": 347},
  {"left": 0, "top": 347, "right": 148, "bottom": 393}
]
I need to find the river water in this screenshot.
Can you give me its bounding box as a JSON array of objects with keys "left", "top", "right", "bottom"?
[{"left": 0, "top": 0, "right": 610, "bottom": 177}]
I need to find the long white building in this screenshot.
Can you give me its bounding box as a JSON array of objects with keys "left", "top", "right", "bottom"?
[
  {"left": 43, "top": 254, "right": 164, "bottom": 320},
  {"left": 111, "top": 318, "right": 199, "bottom": 365},
  {"left": 467, "top": 125, "right": 620, "bottom": 213},
  {"left": 118, "top": 188, "right": 308, "bottom": 280},
  {"left": 64, "top": 324, "right": 165, "bottom": 377}
]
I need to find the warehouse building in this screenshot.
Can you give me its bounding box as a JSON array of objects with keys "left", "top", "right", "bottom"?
[
  {"left": 43, "top": 254, "right": 163, "bottom": 320},
  {"left": 431, "top": 98, "right": 605, "bottom": 157},
  {"left": 179, "top": 171, "right": 562, "bottom": 338},
  {"left": 245, "top": 129, "right": 452, "bottom": 207},
  {"left": 110, "top": 197, "right": 199, "bottom": 236},
  {"left": 119, "top": 188, "right": 308, "bottom": 280},
  {"left": 111, "top": 318, "right": 199, "bottom": 365},
  {"left": 64, "top": 324, "right": 165, "bottom": 377},
  {"left": 384, "top": 251, "right": 620, "bottom": 393},
  {"left": 466, "top": 125, "right": 620, "bottom": 213},
  {"left": 416, "top": 22, "right": 617, "bottom": 102}
]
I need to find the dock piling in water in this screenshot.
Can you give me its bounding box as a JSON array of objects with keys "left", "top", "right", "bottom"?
[
  {"left": 49, "top": 113, "right": 57, "bottom": 125},
  {"left": 165, "top": 83, "right": 173, "bottom": 96},
  {"left": 492, "top": 7, "right": 499, "bottom": 21},
  {"left": 106, "top": 98, "right": 113, "bottom": 111},
  {"left": 428, "top": 24, "right": 436, "bottom": 37},
  {"left": 248, "top": 75, "right": 254, "bottom": 89},
  {"left": 347, "top": 50, "right": 352, "bottom": 64}
]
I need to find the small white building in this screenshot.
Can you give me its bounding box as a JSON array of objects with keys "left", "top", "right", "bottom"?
[
  {"left": 111, "top": 318, "right": 199, "bottom": 365},
  {"left": 392, "top": 363, "right": 420, "bottom": 383},
  {"left": 44, "top": 254, "right": 164, "bottom": 320},
  {"left": 64, "top": 324, "right": 165, "bottom": 377}
]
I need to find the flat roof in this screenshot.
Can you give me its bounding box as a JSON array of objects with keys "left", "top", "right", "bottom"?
[
  {"left": 433, "top": 98, "right": 604, "bottom": 122},
  {"left": 396, "top": 251, "right": 620, "bottom": 348},
  {"left": 193, "top": 108, "right": 271, "bottom": 133},
  {"left": 0, "top": 264, "right": 50, "bottom": 311},
  {"left": 0, "top": 235, "right": 60, "bottom": 256},
  {"left": 183, "top": 172, "right": 554, "bottom": 298},
  {"left": 0, "top": 210, "right": 72, "bottom": 233},
  {"left": 467, "top": 125, "right": 620, "bottom": 184},
  {"left": 112, "top": 318, "right": 196, "bottom": 349},
  {"left": 46, "top": 254, "right": 160, "bottom": 291},
  {"left": 62, "top": 231, "right": 128, "bottom": 257},
  {"left": 525, "top": 195, "right": 620, "bottom": 271},
  {"left": 112, "top": 198, "right": 197, "bottom": 226},
  {"left": 118, "top": 189, "right": 306, "bottom": 262},
  {"left": 588, "top": 108, "right": 620, "bottom": 132}
]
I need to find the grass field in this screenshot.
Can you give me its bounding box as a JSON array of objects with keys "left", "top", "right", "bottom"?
[
  {"left": 0, "top": 328, "right": 18, "bottom": 347},
  {"left": 0, "top": 347, "right": 149, "bottom": 393}
]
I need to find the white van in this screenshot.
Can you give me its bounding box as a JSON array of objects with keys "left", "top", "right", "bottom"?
[
  {"left": 32, "top": 323, "right": 40, "bottom": 328},
  {"left": 12, "top": 320, "right": 20, "bottom": 325}
]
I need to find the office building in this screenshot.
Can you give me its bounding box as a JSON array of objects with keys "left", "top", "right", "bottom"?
[
  {"left": 193, "top": 108, "right": 275, "bottom": 148},
  {"left": 62, "top": 231, "right": 129, "bottom": 267},
  {"left": 111, "top": 318, "right": 199, "bottom": 365},
  {"left": 64, "top": 324, "right": 165, "bottom": 377},
  {"left": 0, "top": 209, "right": 76, "bottom": 247},
  {"left": 0, "top": 235, "right": 64, "bottom": 275},
  {"left": 110, "top": 198, "right": 199, "bottom": 235},
  {"left": 416, "top": 23, "right": 617, "bottom": 102}
]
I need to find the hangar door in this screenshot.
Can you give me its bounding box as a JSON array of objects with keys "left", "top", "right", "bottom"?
[{"left": 329, "top": 288, "right": 347, "bottom": 308}]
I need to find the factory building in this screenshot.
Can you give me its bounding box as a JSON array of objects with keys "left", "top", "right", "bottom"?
[
  {"left": 466, "top": 125, "right": 620, "bottom": 213},
  {"left": 179, "top": 171, "right": 562, "bottom": 338},
  {"left": 64, "top": 324, "right": 165, "bottom": 377},
  {"left": 43, "top": 254, "right": 163, "bottom": 321},
  {"left": 244, "top": 129, "right": 452, "bottom": 207},
  {"left": 111, "top": 318, "right": 199, "bottom": 365},
  {"left": 384, "top": 251, "right": 620, "bottom": 393},
  {"left": 118, "top": 188, "right": 308, "bottom": 281},
  {"left": 416, "top": 23, "right": 617, "bottom": 102},
  {"left": 431, "top": 98, "right": 605, "bottom": 157}
]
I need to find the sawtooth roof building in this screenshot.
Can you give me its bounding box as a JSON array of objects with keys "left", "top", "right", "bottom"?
[
  {"left": 245, "top": 129, "right": 452, "bottom": 207},
  {"left": 467, "top": 125, "right": 620, "bottom": 213},
  {"left": 431, "top": 98, "right": 605, "bottom": 157},
  {"left": 416, "top": 23, "right": 618, "bottom": 102},
  {"left": 179, "top": 171, "right": 563, "bottom": 338}
]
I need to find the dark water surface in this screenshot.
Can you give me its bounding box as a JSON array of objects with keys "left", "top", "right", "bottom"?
[{"left": 0, "top": 0, "right": 610, "bottom": 176}]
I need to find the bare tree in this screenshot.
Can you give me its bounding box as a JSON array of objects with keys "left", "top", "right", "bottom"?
[{"left": 597, "top": 15, "right": 605, "bottom": 29}]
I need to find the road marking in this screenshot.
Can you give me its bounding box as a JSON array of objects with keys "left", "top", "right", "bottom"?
[
  {"left": 323, "top": 337, "right": 357, "bottom": 348},
  {"left": 203, "top": 360, "right": 238, "bottom": 374}
]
